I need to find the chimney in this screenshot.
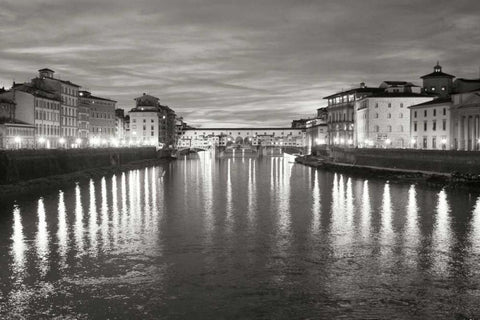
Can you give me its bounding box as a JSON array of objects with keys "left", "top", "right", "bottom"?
[{"left": 360, "top": 82, "right": 366, "bottom": 88}]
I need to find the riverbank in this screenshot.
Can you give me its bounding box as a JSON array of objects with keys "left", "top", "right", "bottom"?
[
  {"left": 295, "top": 155, "right": 480, "bottom": 191},
  {"left": 0, "top": 157, "right": 173, "bottom": 201}
]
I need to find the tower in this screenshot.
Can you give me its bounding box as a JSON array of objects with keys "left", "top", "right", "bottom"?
[{"left": 420, "top": 62, "right": 455, "bottom": 98}]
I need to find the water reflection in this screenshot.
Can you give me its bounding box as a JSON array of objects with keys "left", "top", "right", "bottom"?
[
  {"left": 11, "top": 205, "right": 26, "bottom": 276},
  {"left": 380, "top": 183, "right": 393, "bottom": 251},
  {"left": 74, "top": 184, "right": 85, "bottom": 257},
  {"left": 432, "top": 189, "right": 452, "bottom": 276},
  {"left": 88, "top": 180, "right": 98, "bottom": 256},
  {"left": 2, "top": 157, "right": 480, "bottom": 319},
  {"left": 36, "top": 198, "right": 50, "bottom": 277},
  {"left": 360, "top": 180, "right": 371, "bottom": 240},
  {"left": 311, "top": 170, "right": 320, "bottom": 232},
  {"left": 472, "top": 195, "right": 480, "bottom": 255},
  {"left": 57, "top": 191, "right": 68, "bottom": 269},
  {"left": 405, "top": 184, "right": 419, "bottom": 265},
  {"left": 247, "top": 158, "right": 256, "bottom": 227}
]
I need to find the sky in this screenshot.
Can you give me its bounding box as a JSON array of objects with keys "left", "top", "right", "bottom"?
[{"left": 0, "top": 0, "right": 479, "bottom": 128}]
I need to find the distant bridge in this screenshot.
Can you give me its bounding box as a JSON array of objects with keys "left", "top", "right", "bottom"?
[{"left": 177, "top": 127, "right": 306, "bottom": 149}]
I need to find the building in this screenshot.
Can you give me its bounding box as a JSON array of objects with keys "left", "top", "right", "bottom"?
[
  {"left": 291, "top": 118, "right": 310, "bottom": 129},
  {"left": 355, "top": 90, "right": 433, "bottom": 148},
  {"left": 305, "top": 108, "right": 328, "bottom": 155},
  {"left": 12, "top": 83, "right": 61, "bottom": 148},
  {"left": 115, "top": 109, "right": 127, "bottom": 141},
  {"left": 77, "top": 93, "right": 90, "bottom": 140},
  {"left": 78, "top": 90, "right": 116, "bottom": 145},
  {"left": 454, "top": 78, "right": 480, "bottom": 93},
  {"left": 128, "top": 94, "right": 176, "bottom": 147},
  {"left": 451, "top": 89, "right": 480, "bottom": 151},
  {"left": 32, "top": 68, "right": 81, "bottom": 147},
  {"left": 324, "top": 83, "right": 384, "bottom": 146},
  {"left": 421, "top": 62, "right": 455, "bottom": 98},
  {"left": 409, "top": 97, "right": 452, "bottom": 150},
  {"left": 0, "top": 97, "right": 35, "bottom": 149}
]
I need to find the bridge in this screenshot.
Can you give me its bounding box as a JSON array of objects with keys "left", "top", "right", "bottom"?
[{"left": 176, "top": 127, "right": 306, "bottom": 156}]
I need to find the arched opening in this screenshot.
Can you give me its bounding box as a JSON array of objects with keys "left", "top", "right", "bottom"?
[
  {"left": 225, "top": 135, "right": 234, "bottom": 146},
  {"left": 235, "top": 136, "right": 243, "bottom": 145}
]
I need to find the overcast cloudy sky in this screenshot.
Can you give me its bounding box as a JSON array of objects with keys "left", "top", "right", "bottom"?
[{"left": 0, "top": 0, "right": 479, "bottom": 127}]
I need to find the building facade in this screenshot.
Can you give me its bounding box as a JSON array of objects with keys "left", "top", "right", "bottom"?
[
  {"left": 78, "top": 91, "right": 116, "bottom": 145},
  {"left": 33, "top": 68, "right": 81, "bottom": 147},
  {"left": 115, "top": 109, "right": 127, "bottom": 141},
  {"left": 128, "top": 94, "right": 176, "bottom": 147},
  {"left": 324, "top": 84, "right": 384, "bottom": 146},
  {"left": 421, "top": 62, "right": 455, "bottom": 98},
  {"left": 0, "top": 97, "right": 35, "bottom": 149},
  {"left": 451, "top": 89, "right": 480, "bottom": 151},
  {"left": 409, "top": 98, "right": 452, "bottom": 150},
  {"left": 355, "top": 92, "right": 433, "bottom": 148},
  {"left": 305, "top": 108, "right": 328, "bottom": 155}
]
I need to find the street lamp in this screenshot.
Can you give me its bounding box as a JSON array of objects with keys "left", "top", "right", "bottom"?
[
  {"left": 75, "top": 138, "right": 82, "bottom": 146},
  {"left": 14, "top": 136, "right": 22, "bottom": 149},
  {"left": 59, "top": 137, "right": 66, "bottom": 148},
  {"left": 385, "top": 139, "right": 391, "bottom": 147}
]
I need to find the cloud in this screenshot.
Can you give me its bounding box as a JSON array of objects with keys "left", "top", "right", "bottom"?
[{"left": 0, "top": 0, "right": 479, "bottom": 127}]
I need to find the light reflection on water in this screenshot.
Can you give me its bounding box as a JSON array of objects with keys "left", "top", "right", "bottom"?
[{"left": 1, "top": 154, "right": 480, "bottom": 319}]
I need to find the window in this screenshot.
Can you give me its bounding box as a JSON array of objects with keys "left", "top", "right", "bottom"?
[
  {"left": 399, "top": 125, "right": 404, "bottom": 132},
  {"left": 442, "top": 119, "right": 446, "bottom": 130},
  {"left": 433, "top": 121, "right": 436, "bottom": 131},
  {"left": 443, "top": 108, "right": 446, "bottom": 116},
  {"left": 399, "top": 113, "right": 403, "bottom": 118},
  {"left": 400, "top": 103, "right": 404, "bottom": 108},
  {"left": 375, "top": 113, "right": 379, "bottom": 119},
  {"left": 432, "top": 137, "right": 437, "bottom": 149},
  {"left": 374, "top": 125, "right": 379, "bottom": 132},
  {"left": 423, "top": 137, "right": 428, "bottom": 148},
  {"left": 375, "top": 103, "right": 378, "bottom": 108},
  {"left": 387, "top": 113, "right": 391, "bottom": 119},
  {"left": 414, "top": 111, "right": 417, "bottom": 118},
  {"left": 433, "top": 109, "right": 436, "bottom": 117},
  {"left": 424, "top": 121, "right": 427, "bottom": 131},
  {"left": 441, "top": 86, "right": 446, "bottom": 91},
  {"left": 387, "top": 125, "right": 392, "bottom": 132},
  {"left": 431, "top": 87, "right": 436, "bottom": 91},
  {"left": 424, "top": 110, "right": 427, "bottom": 117},
  {"left": 388, "top": 103, "right": 391, "bottom": 108}
]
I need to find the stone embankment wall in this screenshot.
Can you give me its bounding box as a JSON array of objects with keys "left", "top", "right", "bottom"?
[
  {"left": 324, "top": 147, "right": 480, "bottom": 175},
  {"left": 0, "top": 147, "right": 160, "bottom": 184}
]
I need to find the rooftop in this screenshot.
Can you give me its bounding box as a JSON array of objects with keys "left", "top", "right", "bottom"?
[
  {"left": 323, "top": 87, "right": 384, "bottom": 99},
  {"left": 365, "top": 92, "right": 434, "bottom": 98},
  {"left": 409, "top": 97, "right": 452, "bottom": 108}
]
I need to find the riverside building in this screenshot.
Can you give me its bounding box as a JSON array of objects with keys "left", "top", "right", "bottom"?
[
  {"left": 128, "top": 94, "right": 177, "bottom": 147},
  {"left": 32, "top": 68, "right": 81, "bottom": 147},
  {"left": 354, "top": 81, "right": 433, "bottom": 148},
  {"left": 409, "top": 98, "right": 452, "bottom": 150},
  {"left": 451, "top": 89, "right": 480, "bottom": 151},
  {"left": 305, "top": 107, "right": 328, "bottom": 155},
  {"left": 324, "top": 83, "right": 383, "bottom": 146},
  {"left": 79, "top": 90, "right": 116, "bottom": 146}
]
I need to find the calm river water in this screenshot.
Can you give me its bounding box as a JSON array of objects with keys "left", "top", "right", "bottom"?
[{"left": 0, "top": 153, "right": 480, "bottom": 319}]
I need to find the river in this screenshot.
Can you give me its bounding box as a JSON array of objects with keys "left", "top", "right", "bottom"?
[{"left": 0, "top": 153, "right": 479, "bottom": 319}]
